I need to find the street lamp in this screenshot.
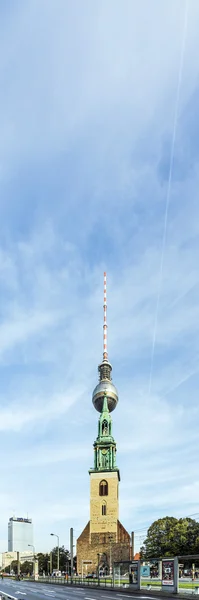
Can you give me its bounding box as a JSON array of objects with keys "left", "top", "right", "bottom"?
[
  {"left": 97, "top": 553, "right": 100, "bottom": 586},
  {"left": 28, "top": 544, "right": 35, "bottom": 556},
  {"left": 50, "top": 533, "right": 59, "bottom": 571}
]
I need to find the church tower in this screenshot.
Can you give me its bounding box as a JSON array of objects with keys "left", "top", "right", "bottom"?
[
  {"left": 77, "top": 273, "right": 130, "bottom": 576},
  {"left": 89, "top": 393, "right": 119, "bottom": 542}
]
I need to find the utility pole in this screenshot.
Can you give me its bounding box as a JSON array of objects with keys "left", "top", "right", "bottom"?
[
  {"left": 17, "top": 552, "right": 20, "bottom": 577},
  {"left": 131, "top": 531, "right": 134, "bottom": 559},
  {"left": 50, "top": 533, "right": 59, "bottom": 571},
  {"left": 70, "top": 528, "right": 73, "bottom": 579},
  {"left": 97, "top": 553, "right": 100, "bottom": 586},
  {"left": 109, "top": 535, "right": 113, "bottom": 576}
]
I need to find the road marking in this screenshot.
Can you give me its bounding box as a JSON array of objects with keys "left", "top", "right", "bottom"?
[
  {"left": 16, "top": 593, "right": 26, "bottom": 595},
  {"left": 117, "top": 596, "right": 157, "bottom": 600}
]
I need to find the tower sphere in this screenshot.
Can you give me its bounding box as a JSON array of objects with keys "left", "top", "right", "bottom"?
[{"left": 92, "top": 379, "right": 118, "bottom": 413}]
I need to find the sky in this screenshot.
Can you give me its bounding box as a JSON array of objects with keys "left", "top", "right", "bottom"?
[{"left": 1, "top": 0, "right": 199, "bottom": 556}]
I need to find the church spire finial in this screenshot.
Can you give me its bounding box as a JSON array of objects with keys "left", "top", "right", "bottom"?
[{"left": 103, "top": 271, "right": 108, "bottom": 361}]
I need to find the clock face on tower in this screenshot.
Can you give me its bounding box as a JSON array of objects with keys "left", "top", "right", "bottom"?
[{"left": 101, "top": 449, "right": 108, "bottom": 455}]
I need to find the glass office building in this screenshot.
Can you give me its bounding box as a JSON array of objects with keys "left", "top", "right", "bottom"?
[{"left": 8, "top": 517, "right": 33, "bottom": 552}]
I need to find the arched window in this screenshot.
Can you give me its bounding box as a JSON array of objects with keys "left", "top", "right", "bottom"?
[
  {"left": 102, "top": 501, "right": 107, "bottom": 516},
  {"left": 99, "top": 479, "right": 108, "bottom": 496},
  {"left": 102, "top": 420, "right": 108, "bottom": 436}
]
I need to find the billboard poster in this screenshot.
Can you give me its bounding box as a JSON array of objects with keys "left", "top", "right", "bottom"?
[
  {"left": 141, "top": 565, "right": 150, "bottom": 577},
  {"left": 129, "top": 561, "right": 138, "bottom": 584},
  {"left": 162, "top": 559, "right": 174, "bottom": 586}
]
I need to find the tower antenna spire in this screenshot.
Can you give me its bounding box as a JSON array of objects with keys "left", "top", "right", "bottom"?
[
  {"left": 92, "top": 271, "right": 118, "bottom": 412},
  {"left": 103, "top": 271, "right": 108, "bottom": 361}
]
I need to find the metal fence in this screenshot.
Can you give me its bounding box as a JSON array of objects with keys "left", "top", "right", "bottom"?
[
  {"left": 34, "top": 555, "right": 199, "bottom": 595},
  {"left": 37, "top": 576, "right": 114, "bottom": 587},
  {"left": 0, "top": 592, "right": 17, "bottom": 600}
]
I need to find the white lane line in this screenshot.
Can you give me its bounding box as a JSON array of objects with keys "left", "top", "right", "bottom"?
[
  {"left": 117, "top": 596, "right": 157, "bottom": 600},
  {"left": 63, "top": 593, "right": 85, "bottom": 595},
  {"left": 84, "top": 597, "right": 98, "bottom": 600},
  {"left": 28, "top": 587, "right": 39, "bottom": 590},
  {"left": 16, "top": 593, "right": 26, "bottom": 596}
]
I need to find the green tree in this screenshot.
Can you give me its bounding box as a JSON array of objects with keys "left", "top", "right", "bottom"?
[
  {"left": 37, "top": 553, "right": 50, "bottom": 575},
  {"left": 141, "top": 516, "right": 199, "bottom": 559},
  {"left": 21, "top": 561, "right": 33, "bottom": 575},
  {"left": 5, "top": 560, "right": 19, "bottom": 574},
  {"left": 51, "top": 546, "right": 70, "bottom": 572}
]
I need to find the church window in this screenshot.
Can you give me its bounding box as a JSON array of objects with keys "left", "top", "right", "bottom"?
[
  {"left": 102, "top": 420, "right": 108, "bottom": 435},
  {"left": 99, "top": 479, "right": 108, "bottom": 496},
  {"left": 102, "top": 503, "right": 107, "bottom": 516}
]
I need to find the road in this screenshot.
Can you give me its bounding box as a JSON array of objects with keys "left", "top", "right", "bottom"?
[{"left": 0, "top": 579, "right": 173, "bottom": 600}]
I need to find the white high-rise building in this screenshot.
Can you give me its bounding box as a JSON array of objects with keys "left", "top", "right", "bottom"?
[{"left": 8, "top": 517, "right": 33, "bottom": 552}]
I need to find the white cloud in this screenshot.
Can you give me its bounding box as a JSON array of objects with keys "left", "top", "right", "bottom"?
[
  {"left": 0, "top": 0, "right": 198, "bottom": 170},
  {"left": 0, "top": 386, "right": 85, "bottom": 432}
]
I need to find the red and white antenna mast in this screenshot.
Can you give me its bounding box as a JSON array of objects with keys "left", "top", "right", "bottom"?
[{"left": 103, "top": 271, "right": 108, "bottom": 361}]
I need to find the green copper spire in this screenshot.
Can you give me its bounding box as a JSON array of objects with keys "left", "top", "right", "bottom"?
[
  {"left": 98, "top": 393, "right": 112, "bottom": 440},
  {"left": 89, "top": 391, "right": 120, "bottom": 479}
]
